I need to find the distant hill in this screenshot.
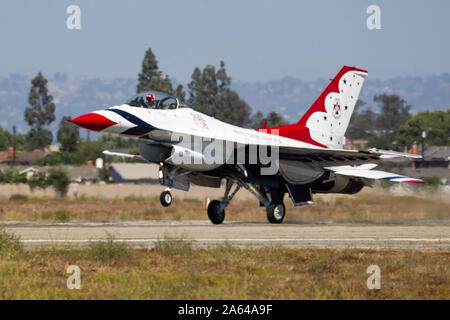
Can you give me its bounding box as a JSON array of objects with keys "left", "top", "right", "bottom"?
[
  {"left": 232, "top": 74, "right": 450, "bottom": 122},
  {"left": 0, "top": 73, "right": 449, "bottom": 135}
]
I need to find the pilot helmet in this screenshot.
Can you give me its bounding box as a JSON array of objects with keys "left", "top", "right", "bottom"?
[{"left": 146, "top": 93, "right": 155, "bottom": 103}]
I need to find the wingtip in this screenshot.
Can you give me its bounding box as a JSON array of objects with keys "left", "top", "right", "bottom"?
[{"left": 404, "top": 179, "right": 426, "bottom": 184}]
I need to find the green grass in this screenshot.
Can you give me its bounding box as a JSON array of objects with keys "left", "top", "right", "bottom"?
[{"left": 0, "top": 245, "right": 448, "bottom": 299}]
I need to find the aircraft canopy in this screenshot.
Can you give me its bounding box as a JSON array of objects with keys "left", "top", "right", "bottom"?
[{"left": 125, "top": 91, "right": 180, "bottom": 110}]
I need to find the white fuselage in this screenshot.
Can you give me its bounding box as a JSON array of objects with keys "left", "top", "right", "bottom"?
[{"left": 91, "top": 105, "right": 327, "bottom": 170}]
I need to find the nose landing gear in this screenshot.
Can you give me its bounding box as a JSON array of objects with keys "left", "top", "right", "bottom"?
[{"left": 158, "top": 164, "right": 191, "bottom": 207}]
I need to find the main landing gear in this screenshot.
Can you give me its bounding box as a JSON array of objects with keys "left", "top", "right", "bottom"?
[
  {"left": 266, "top": 202, "right": 285, "bottom": 224},
  {"left": 207, "top": 179, "right": 241, "bottom": 224},
  {"left": 207, "top": 178, "right": 286, "bottom": 225},
  {"left": 160, "top": 189, "right": 172, "bottom": 207}
]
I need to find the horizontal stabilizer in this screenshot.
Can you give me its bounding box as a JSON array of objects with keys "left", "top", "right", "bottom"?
[
  {"left": 103, "top": 150, "right": 142, "bottom": 159},
  {"left": 326, "top": 165, "right": 425, "bottom": 183},
  {"left": 368, "top": 148, "right": 423, "bottom": 159}
]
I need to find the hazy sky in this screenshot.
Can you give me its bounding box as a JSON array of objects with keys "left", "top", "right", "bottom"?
[{"left": 1, "top": 0, "right": 449, "bottom": 82}]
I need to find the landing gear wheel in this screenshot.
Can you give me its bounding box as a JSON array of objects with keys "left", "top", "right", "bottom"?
[
  {"left": 160, "top": 191, "right": 172, "bottom": 207},
  {"left": 207, "top": 200, "right": 225, "bottom": 224},
  {"left": 266, "top": 202, "right": 285, "bottom": 224}
]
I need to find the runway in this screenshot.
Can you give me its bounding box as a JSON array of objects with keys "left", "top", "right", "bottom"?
[{"left": 4, "top": 220, "right": 450, "bottom": 249}]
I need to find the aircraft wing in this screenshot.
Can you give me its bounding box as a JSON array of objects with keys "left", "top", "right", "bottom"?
[
  {"left": 277, "top": 146, "right": 381, "bottom": 166},
  {"left": 325, "top": 165, "right": 425, "bottom": 183},
  {"left": 276, "top": 145, "right": 421, "bottom": 163},
  {"left": 275, "top": 145, "right": 424, "bottom": 183}
]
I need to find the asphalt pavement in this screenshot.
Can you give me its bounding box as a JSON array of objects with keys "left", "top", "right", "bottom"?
[{"left": 4, "top": 220, "right": 449, "bottom": 249}]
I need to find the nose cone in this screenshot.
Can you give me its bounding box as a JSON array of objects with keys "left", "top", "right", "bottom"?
[{"left": 68, "top": 113, "right": 117, "bottom": 131}]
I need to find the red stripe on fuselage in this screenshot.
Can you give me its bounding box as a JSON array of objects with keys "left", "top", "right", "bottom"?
[{"left": 258, "top": 124, "right": 328, "bottom": 148}]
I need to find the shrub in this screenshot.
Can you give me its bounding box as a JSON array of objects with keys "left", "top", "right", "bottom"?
[
  {"left": 0, "top": 167, "right": 26, "bottom": 184},
  {"left": 47, "top": 168, "right": 70, "bottom": 196},
  {"left": 88, "top": 232, "right": 131, "bottom": 262},
  {"left": 0, "top": 228, "right": 23, "bottom": 257},
  {"left": 421, "top": 176, "right": 442, "bottom": 186},
  {"left": 53, "top": 210, "right": 70, "bottom": 223},
  {"left": 154, "top": 234, "right": 193, "bottom": 256},
  {"left": 27, "top": 171, "right": 49, "bottom": 190},
  {"left": 9, "top": 194, "right": 28, "bottom": 201}
]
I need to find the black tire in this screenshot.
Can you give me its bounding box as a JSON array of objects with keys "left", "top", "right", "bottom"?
[
  {"left": 207, "top": 200, "right": 225, "bottom": 224},
  {"left": 266, "top": 202, "right": 285, "bottom": 224},
  {"left": 160, "top": 191, "right": 172, "bottom": 207}
]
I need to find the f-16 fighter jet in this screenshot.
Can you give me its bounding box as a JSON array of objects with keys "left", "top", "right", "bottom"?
[{"left": 70, "top": 66, "right": 424, "bottom": 224}]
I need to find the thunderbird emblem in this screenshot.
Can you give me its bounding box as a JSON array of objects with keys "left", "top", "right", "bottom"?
[
  {"left": 193, "top": 113, "right": 208, "bottom": 129},
  {"left": 333, "top": 100, "right": 341, "bottom": 118}
]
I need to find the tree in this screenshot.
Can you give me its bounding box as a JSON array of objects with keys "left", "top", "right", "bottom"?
[
  {"left": 0, "top": 126, "right": 27, "bottom": 152},
  {"left": 100, "top": 134, "right": 136, "bottom": 150},
  {"left": 174, "top": 84, "right": 186, "bottom": 102},
  {"left": 367, "top": 132, "right": 401, "bottom": 151},
  {"left": 187, "top": 61, "right": 253, "bottom": 127},
  {"left": 397, "top": 110, "right": 450, "bottom": 148},
  {"left": 374, "top": 94, "right": 411, "bottom": 132},
  {"left": 47, "top": 168, "right": 70, "bottom": 197},
  {"left": 136, "top": 48, "right": 174, "bottom": 94},
  {"left": 24, "top": 72, "right": 56, "bottom": 150},
  {"left": 346, "top": 100, "right": 377, "bottom": 141},
  {"left": 216, "top": 90, "right": 253, "bottom": 127},
  {"left": 0, "top": 127, "right": 14, "bottom": 151},
  {"left": 249, "top": 111, "right": 265, "bottom": 129},
  {"left": 75, "top": 140, "right": 105, "bottom": 164},
  {"left": 264, "top": 112, "right": 288, "bottom": 128},
  {"left": 250, "top": 111, "right": 287, "bottom": 129},
  {"left": 27, "top": 171, "right": 50, "bottom": 190},
  {"left": 26, "top": 129, "right": 53, "bottom": 151},
  {"left": 57, "top": 116, "right": 80, "bottom": 152},
  {"left": 362, "top": 95, "right": 414, "bottom": 151}
]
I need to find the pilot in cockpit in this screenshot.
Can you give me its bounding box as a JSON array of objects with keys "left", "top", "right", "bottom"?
[{"left": 146, "top": 93, "right": 156, "bottom": 108}]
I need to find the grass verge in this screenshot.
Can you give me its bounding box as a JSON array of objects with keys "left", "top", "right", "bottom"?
[
  {"left": 87, "top": 232, "right": 132, "bottom": 262},
  {"left": 0, "top": 244, "right": 448, "bottom": 299},
  {"left": 0, "top": 228, "right": 23, "bottom": 258}
]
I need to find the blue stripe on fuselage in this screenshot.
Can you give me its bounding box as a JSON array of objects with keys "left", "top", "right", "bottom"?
[{"left": 109, "top": 108, "right": 156, "bottom": 136}]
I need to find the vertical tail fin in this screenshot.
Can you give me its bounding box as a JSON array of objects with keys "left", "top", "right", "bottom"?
[
  {"left": 299, "top": 66, "right": 368, "bottom": 148},
  {"left": 260, "top": 66, "right": 368, "bottom": 149}
]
